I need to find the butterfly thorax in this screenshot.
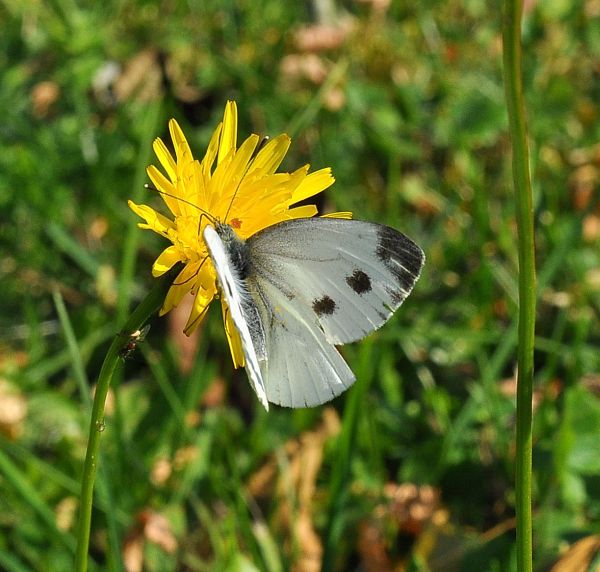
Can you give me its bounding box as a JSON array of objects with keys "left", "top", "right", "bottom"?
[{"left": 214, "top": 223, "right": 251, "bottom": 280}]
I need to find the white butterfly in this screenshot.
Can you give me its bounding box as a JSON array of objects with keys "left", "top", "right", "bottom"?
[{"left": 203, "top": 217, "right": 424, "bottom": 410}]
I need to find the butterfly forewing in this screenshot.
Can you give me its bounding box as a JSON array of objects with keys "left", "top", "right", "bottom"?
[{"left": 246, "top": 218, "right": 425, "bottom": 346}]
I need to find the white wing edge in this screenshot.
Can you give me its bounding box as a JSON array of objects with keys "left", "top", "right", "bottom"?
[{"left": 203, "top": 224, "right": 269, "bottom": 410}]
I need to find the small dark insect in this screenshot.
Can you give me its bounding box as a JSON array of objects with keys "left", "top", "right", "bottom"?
[{"left": 119, "top": 325, "right": 150, "bottom": 359}]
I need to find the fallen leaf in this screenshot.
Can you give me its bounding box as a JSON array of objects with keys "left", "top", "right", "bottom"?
[
  {"left": 31, "top": 81, "right": 60, "bottom": 118},
  {"left": 0, "top": 380, "right": 27, "bottom": 439},
  {"left": 123, "top": 533, "right": 144, "bottom": 572},
  {"left": 293, "top": 24, "right": 351, "bottom": 52},
  {"left": 55, "top": 496, "right": 78, "bottom": 531},
  {"left": 143, "top": 510, "right": 178, "bottom": 554},
  {"left": 550, "top": 535, "right": 600, "bottom": 572}
]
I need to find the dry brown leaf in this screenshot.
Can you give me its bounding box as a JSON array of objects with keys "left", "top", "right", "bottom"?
[
  {"left": 357, "top": 520, "right": 393, "bottom": 572},
  {"left": 0, "top": 380, "right": 27, "bottom": 438},
  {"left": 123, "top": 533, "right": 144, "bottom": 572},
  {"left": 150, "top": 456, "right": 173, "bottom": 487},
  {"left": 142, "top": 510, "right": 178, "bottom": 554},
  {"left": 31, "top": 81, "right": 60, "bottom": 118},
  {"left": 163, "top": 50, "right": 204, "bottom": 104},
  {"left": 569, "top": 142, "right": 600, "bottom": 166},
  {"left": 384, "top": 483, "right": 439, "bottom": 535},
  {"left": 247, "top": 453, "right": 278, "bottom": 498},
  {"left": 55, "top": 496, "right": 78, "bottom": 531},
  {"left": 280, "top": 54, "right": 328, "bottom": 85},
  {"left": 248, "top": 408, "right": 340, "bottom": 498},
  {"left": 247, "top": 408, "right": 341, "bottom": 569},
  {"left": 293, "top": 24, "right": 351, "bottom": 52},
  {"left": 550, "top": 535, "right": 600, "bottom": 572},
  {"left": 201, "top": 377, "right": 226, "bottom": 408},
  {"left": 174, "top": 445, "right": 199, "bottom": 470},
  {"left": 88, "top": 216, "right": 109, "bottom": 242},
  {"left": 570, "top": 164, "right": 598, "bottom": 211},
  {"left": 292, "top": 509, "right": 323, "bottom": 572},
  {"left": 358, "top": 482, "right": 441, "bottom": 569},
  {"left": 323, "top": 87, "right": 346, "bottom": 111},
  {"left": 114, "top": 49, "right": 162, "bottom": 103},
  {"left": 583, "top": 214, "right": 600, "bottom": 242}
]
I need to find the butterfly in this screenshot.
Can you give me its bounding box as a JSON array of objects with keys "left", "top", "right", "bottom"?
[{"left": 203, "top": 216, "right": 424, "bottom": 409}]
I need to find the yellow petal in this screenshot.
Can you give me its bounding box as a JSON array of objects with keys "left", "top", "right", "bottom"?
[
  {"left": 322, "top": 211, "right": 353, "bottom": 219},
  {"left": 147, "top": 165, "right": 181, "bottom": 217},
  {"left": 249, "top": 134, "right": 291, "bottom": 176},
  {"left": 212, "top": 135, "right": 260, "bottom": 216},
  {"left": 193, "top": 159, "right": 209, "bottom": 207},
  {"left": 160, "top": 283, "right": 190, "bottom": 315},
  {"left": 202, "top": 122, "right": 223, "bottom": 179},
  {"left": 152, "top": 245, "right": 181, "bottom": 276},
  {"left": 128, "top": 201, "right": 174, "bottom": 236},
  {"left": 138, "top": 102, "right": 345, "bottom": 385},
  {"left": 169, "top": 119, "right": 193, "bottom": 166},
  {"left": 221, "top": 299, "right": 245, "bottom": 368},
  {"left": 177, "top": 157, "right": 203, "bottom": 218},
  {"left": 218, "top": 101, "right": 238, "bottom": 165},
  {"left": 229, "top": 134, "right": 260, "bottom": 180},
  {"left": 184, "top": 287, "right": 214, "bottom": 334},
  {"left": 160, "top": 262, "right": 203, "bottom": 314},
  {"left": 286, "top": 205, "right": 318, "bottom": 219},
  {"left": 290, "top": 167, "right": 335, "bottom": 204},
  {"left": 152, "top": 137, "right": 176, "bottom": 182}
]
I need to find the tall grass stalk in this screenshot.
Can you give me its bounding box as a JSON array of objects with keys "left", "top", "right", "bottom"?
[
  {"left": 74, "top": 266, "right": 180, "bottom": 572},
  {"left": 502, "top": 2, "right": 536, "bottom": 571}
]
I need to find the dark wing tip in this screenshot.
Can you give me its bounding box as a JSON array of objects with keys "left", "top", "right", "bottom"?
[{"left": 376, "top": 225, "right": 425, "bottom": 295}]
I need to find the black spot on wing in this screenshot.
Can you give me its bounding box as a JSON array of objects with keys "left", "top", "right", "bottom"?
[
  {"left": 376, "top": 226, "right": 425, "bottom": 290},
  {"left": 312, "top": 295, "right": 336, "bottom": 317},
  {"left": 346, "top": 269, "right": 372, "bottom": 295}
]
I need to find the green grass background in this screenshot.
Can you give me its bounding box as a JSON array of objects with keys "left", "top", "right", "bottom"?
[{"left": 2, "top": 1, "right": 600, "bottom": 570}]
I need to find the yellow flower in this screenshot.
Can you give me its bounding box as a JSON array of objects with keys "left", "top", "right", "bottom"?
[{"left": 129, "top": 101, "right": 344, "bottom": 367}]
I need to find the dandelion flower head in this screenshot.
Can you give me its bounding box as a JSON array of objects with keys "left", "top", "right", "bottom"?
[{"left": 129, "top": 101, "right": 342, "bottom": 367}]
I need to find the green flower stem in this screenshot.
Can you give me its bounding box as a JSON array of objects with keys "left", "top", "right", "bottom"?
[
  {"left": 74, "top": 265, "right": 181, "bottom": 572},
  {"left": 503, "top": 2, "right": 536, "bottom": 572}
]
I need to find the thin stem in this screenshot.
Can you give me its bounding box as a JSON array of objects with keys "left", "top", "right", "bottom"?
[
  {"left": 74, "top": 265, "right": 181, "bottom": 572},
  {"left": 502, "top": 3, "right": 536, "bottom": 572}
]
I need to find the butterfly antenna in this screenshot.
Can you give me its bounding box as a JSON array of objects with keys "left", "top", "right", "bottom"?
[
  {"left": 145, "top": 183, "right": 216, "bottom": 225},
  {"left": 222, "top": 135, "right": 270, "bottom": 224}
]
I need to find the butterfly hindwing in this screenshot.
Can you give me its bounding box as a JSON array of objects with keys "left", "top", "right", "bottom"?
[
  {"left": 206, "top": 218, "right": 424, "bottom": 409},
  {"left": 248, "top": 274, "right": 355, "bottom": 407}
]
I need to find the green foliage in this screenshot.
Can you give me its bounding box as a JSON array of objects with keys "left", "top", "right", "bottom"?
[{"left": 1, "top": 1, "right": 599, "bottom": 570}]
